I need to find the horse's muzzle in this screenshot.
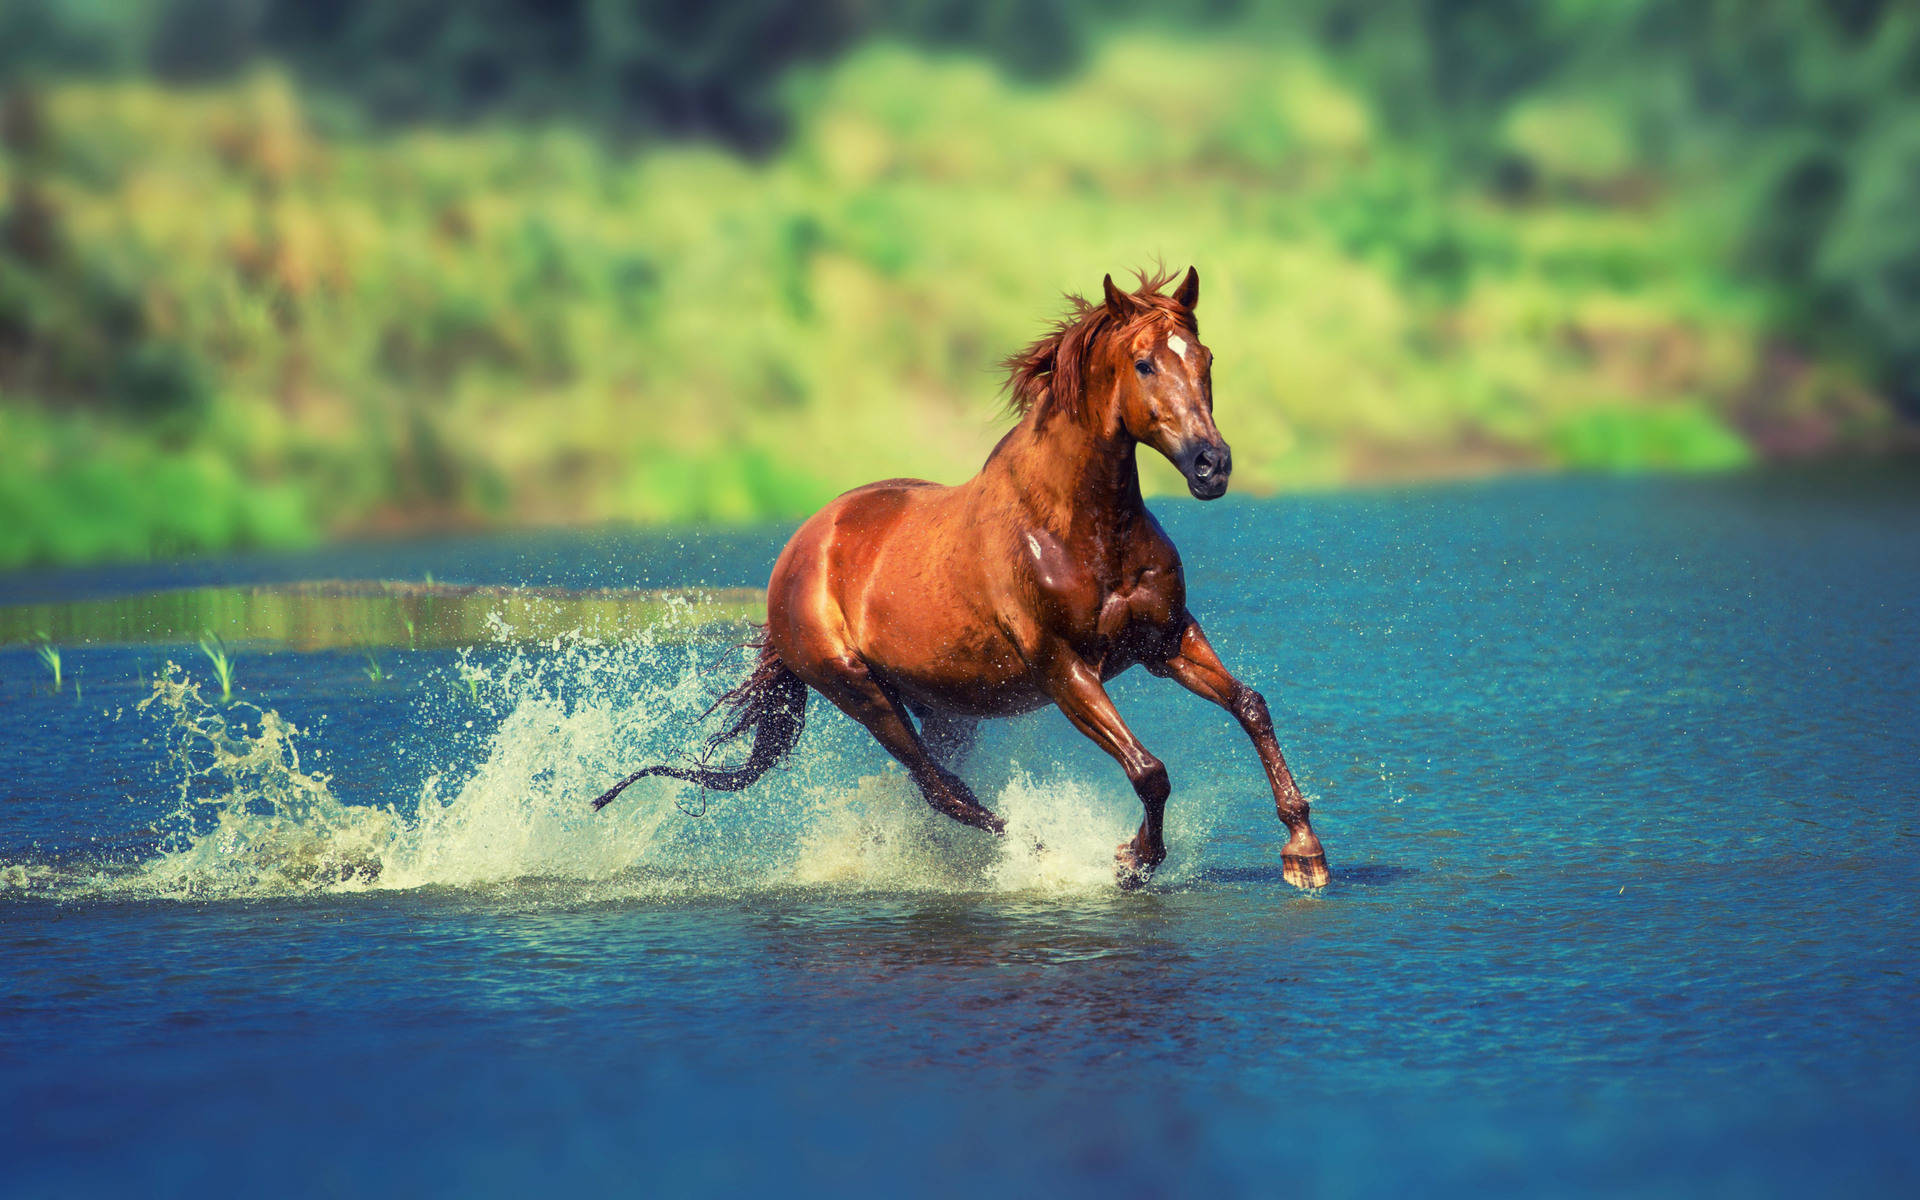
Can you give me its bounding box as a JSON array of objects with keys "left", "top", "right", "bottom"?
[{"left": 1176, "top": 440, "right": 1232, "bottom": 500}]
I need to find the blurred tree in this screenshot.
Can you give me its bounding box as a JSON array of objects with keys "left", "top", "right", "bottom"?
[
  {"left": 1290, "top": 0, "right": 1920, "bottom": 410},
  {"left": 0, "top": 0, "right": 1912, "bottom": 567}
]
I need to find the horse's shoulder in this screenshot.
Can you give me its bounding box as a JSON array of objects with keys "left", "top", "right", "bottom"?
[
  {"left": 1125, "top": 507, "right": 1184, "bottom": 575},
  {"left": 1016, "top": 523, "right": 1095, "bottom": 596}
]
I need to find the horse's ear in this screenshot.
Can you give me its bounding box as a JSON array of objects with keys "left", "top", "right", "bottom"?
[
  {"left": 1103, "top": 273, "right": 1138, "bottom": 318},
  {"left": 1175, "top": 265, "right": 1199, "bottom": 310}
]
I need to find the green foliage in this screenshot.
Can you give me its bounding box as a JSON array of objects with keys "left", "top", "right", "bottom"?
[
  {"left": 0, "top": 0, "right": 1141, "bottom": 146},
  {"left": 197, "top": 629, "right": 235, "bottom": 701},
  {"left": 0, "top": 408, "right": 312, "bottom": 567},
  {"left": 455, "top": 662, "right": 482, "bottom": 704},
  {"left": 0, "top": 7, "right": 1909, "bottom": 569},
  {"left": 34, "top": 631, "right": 61, "bottom": 692},
  {"left": 3, "top": 2, "right": 1915, "bottom": 406},
  {"left": 0, "top": 581, "right": 760, "bottom": 650},
  {"left": 1549, "top": 404, "right": 1754, "bottom": 473}
]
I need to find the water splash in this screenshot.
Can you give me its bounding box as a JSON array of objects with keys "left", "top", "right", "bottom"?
[
  {"left": 12, "top": 611, "right": 1169, "bottom": 902},
  {"left": 130, "top": 670, "right": 398, "bottom": 895}
]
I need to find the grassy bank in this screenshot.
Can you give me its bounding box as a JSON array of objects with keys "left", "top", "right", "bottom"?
[
  {"left": 0, "top": 37, "right": 1895, "bottom": 568},
  {"left": 0, "top": 582, "right": 763, "bottom": 650}
]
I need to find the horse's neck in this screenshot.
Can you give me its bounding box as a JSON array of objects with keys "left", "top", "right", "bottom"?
[{"left": 981, "top": 401, "right": 1145, "bottom": 546}]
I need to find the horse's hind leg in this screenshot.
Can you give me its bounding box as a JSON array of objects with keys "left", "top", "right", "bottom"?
[{"left": 806, "top": 655, "right": 1004, "bottom": 835}]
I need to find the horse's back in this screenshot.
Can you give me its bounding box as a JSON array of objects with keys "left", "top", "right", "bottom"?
[{"left": 814, "top": 477, "right": 943, "bottom": 539}]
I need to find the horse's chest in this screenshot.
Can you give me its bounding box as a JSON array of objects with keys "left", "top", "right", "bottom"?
[
  {"left": 1021, "top": 525, "right": 1183, "bottom": 656},
  {"left": 1093, "top": 572, "right": 1178, "bottom": 641}
]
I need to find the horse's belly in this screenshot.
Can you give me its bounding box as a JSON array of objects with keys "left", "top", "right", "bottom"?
[
  {"left": 885, "top": 669, "right": 1051, "bottom": 719},
  {"left": 860, "top": 599, "right": 1042, "bottom": 717}
]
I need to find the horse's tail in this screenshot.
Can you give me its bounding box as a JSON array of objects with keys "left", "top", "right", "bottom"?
[{"left": 589, "top": 631, "right": 808, "bottom": 812}]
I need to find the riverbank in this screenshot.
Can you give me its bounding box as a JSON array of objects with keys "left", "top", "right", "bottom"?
[
  {"left": 0, "top": 581, "right": 763, "bottom": 651},
  {"left": 2, "top": 38, "right": 1901, "bottom": 570}
]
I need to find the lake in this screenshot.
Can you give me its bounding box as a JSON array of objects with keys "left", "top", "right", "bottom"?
[{"left": 3, "top": 467, "right": 1917, "bottom": 1197}]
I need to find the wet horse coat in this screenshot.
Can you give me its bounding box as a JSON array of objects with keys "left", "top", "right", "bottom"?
[{"left": 595, "top": 267, "right": 1329, "bottom": 888}]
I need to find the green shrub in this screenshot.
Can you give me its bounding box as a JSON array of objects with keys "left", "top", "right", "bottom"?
[
  {"left": 2, "top": 18, "right": 1907, "bottom": 567},
  {"left": 1550, "top": 404, "right": 1754, "bottom": 473}
]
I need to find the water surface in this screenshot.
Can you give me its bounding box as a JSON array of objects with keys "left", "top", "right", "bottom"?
[{"left": 3, "top": 468, "right": 1917, "bottom": 1196}]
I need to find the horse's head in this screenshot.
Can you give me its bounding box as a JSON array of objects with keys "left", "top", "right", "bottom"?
[
  {"left": 1002, "top": 265, "right": 1231, "bottom": 499},
  {"left": 1101, "top": 267, "right": 1230, "bottom": 500}
]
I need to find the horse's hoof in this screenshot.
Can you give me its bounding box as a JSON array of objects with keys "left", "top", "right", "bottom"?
[
  {"left": 1115, "top": 843, "right": 1161, "bottom": 891},
  {"left": 1282, "top": 851, "right": 1330, "bottom": 890}
]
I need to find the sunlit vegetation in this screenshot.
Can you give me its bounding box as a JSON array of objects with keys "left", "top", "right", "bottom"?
[
  {"left": 33, "top": 632, "right": 61, "bottom": 692},
  {"left": 0, "top": 26, "right": 1901, "bottom": 568},
  {"left": 197, "top": 630, "right": 236, "bottom": 702},
  {"left": 0, "top": 582, "right": 762, "bottom": 649}
]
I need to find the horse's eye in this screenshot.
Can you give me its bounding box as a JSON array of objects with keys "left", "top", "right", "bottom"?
[{"left": 1135, "top": 360, "right": 1154, "bottom": 376}]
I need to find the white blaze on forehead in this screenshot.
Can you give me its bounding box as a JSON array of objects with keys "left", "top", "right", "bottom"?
[{"left": 1166, "top": 334, "right": 1189, "bottom": 359}]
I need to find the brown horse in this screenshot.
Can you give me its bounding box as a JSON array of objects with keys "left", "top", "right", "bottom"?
[{"left": 593, "top": 267, "right": 1330, "bottom": 889}]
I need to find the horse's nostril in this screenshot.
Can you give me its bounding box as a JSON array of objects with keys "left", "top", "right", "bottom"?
[{"left": 1193, "top": 450, "right": 1217, "bottom": 478}]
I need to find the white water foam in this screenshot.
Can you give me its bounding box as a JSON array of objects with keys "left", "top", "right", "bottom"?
[{"left": 11, "top": 612, "right": 1201, "bottom": 903}]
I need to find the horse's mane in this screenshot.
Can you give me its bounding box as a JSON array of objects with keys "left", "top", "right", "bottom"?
[{"left": 1001, "top": 266, "right": 1196, "bottom": 424}]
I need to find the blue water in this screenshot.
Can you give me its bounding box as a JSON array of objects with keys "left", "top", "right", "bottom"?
[{"left": 4, "top": 469, "right": 1918, "bottom": 1197}]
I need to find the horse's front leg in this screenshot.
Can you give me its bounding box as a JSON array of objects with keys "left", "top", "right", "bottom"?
[
  {"left": 1041, "top": 651, "right": 1170, "bottom": 889},
  {"left": 1148, "top": 616, "right": 1330, "bottom": 889}
]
